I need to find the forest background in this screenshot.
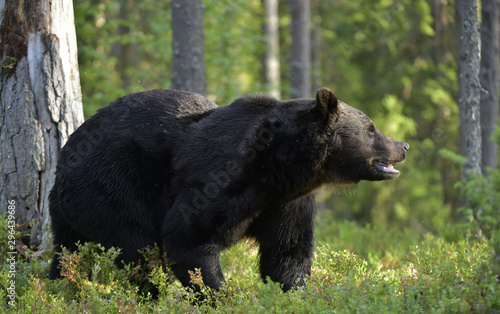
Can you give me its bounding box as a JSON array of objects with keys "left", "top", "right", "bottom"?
[
  {"left": 1, "top": 0, "right": 500, "bottom": 312},
  {"left": 75, "top": 0, "right": 486, "bottom": 237}
]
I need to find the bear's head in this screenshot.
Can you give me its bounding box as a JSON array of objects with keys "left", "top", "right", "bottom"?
[{"left": 314, "top": 87, "right": 409, "bottom": 183}]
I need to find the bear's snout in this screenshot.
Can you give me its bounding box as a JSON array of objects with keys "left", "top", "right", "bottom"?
[{"left": 403, "top": 142, "right": 410, "bottom": 151}]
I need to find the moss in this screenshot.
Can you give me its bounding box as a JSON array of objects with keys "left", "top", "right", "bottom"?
[{"left": 1, "top": 56, "right": 17, "bottom": 78}]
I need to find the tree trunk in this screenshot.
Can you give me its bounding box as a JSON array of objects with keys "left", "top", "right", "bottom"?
[
  {"left": 461, "top": 0, "right": 482, "bottom": 176},
  {"left": 171, "top": 0, "right": 207, "bottom": 95},
  {"left": 480, "top": 0, "right": 499, "bottom": 172},
  {"left": 262, "top": 0, "right": 281, "bottom": 99},
  {"left": 311, "top": 0, "right": 322, "bottom": 93},
  {"left": 112, "top": 0, "right": 135, "bottom": 90},
  {"left": 455, "top": 0, "right": 468, "bottom": 157},
  {"left": 290, "top": 0, "right": 311, "bottom": 99},
  {"left": 0, "top": 0, "right": 84, "bottom": 249},
  {"left": 432, "top": 0, "right": 446, "bottom": 68}
]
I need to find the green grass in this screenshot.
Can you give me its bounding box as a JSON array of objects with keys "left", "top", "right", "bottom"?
[{"left": 2, "top": 213, "right": 500, "bottom": 313}]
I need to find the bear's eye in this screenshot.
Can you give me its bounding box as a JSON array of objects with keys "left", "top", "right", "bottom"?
[{"left": 368, "top": 126, "right": 376, "bottom": 136}]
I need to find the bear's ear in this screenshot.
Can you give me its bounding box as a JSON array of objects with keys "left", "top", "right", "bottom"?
[{"left": 315, "top": 87, "right": 339, "bottom": 118}]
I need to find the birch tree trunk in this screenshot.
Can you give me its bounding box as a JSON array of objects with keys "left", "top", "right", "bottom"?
[
  {"left": 461, "top": 0, "right": 482, "bottom": 176},
  {"left": 262, "top": 0, "right": 281, "bottom": 99},
  {"left": 290, "top": 0, "right": 311, "bottom": 99},
  {"left": 171, "top": 0, "right": 207, "bottom": 95},
  {"left": 0, "top": 0, "right": 84, "bottom": 249},
  {"left": 479, "top": 0, "right": 499, "bottom": 172}
]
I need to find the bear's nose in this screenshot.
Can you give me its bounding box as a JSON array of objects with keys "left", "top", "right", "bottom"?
[{"left": 403, "top": 142, "right": 410, "bottom": 151}]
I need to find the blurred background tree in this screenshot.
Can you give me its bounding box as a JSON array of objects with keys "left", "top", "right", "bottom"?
[
  {"left": 73, "top": 0, "right": 499, "bottom": 239},
  {"left": 171, "top": 0, "right": 207, "bottom": 95},
  {"left": 479, "top": 0, "right": 499, "bottom": 173},
  {"left": 262, "top": 0, "right": 281, "bottom": 99},
  {"left": 290, "top": 0, "right": 311, "bottom": 98}
]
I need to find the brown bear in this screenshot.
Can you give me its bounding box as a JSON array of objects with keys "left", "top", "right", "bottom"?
[{"left": 49, "top": 87, "right": 409, "bottom": 293}]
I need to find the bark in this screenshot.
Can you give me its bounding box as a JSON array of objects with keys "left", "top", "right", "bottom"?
[
  {"left": 0, "top": 0, "right": 84, "bottom": 249},
  {"left": 480, "top": 0, "right": 499, "bottom": 172},
  {"left": 455, "top": 0, "right": 467, "bottom": 157},
  {"left": 262, "top": 0, "right": 281, "bottom": 99},
  {"left": 461, "top": 0, "right": 482, "bottom": 175},
  {"left": 171, "top": 0, "right": 207, "bottom": 95},
  {"left": 290, "top": 0, "right": 311, "bottom": 99}
]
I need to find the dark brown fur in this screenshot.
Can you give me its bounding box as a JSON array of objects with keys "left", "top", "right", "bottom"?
[{"left": 49, "top": 88, "right": 408, "bottom": 293}]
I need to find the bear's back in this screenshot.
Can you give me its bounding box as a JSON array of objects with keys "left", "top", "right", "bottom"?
[
  {"left": 95, "top": 89, "right": 218, "bottom": 138},
  {"left": 65, "top": 89, "right": 217, "bottom": 159}
]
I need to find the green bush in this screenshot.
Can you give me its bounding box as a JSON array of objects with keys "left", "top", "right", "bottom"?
[
  {"left": 457, "top": 168, "right": 500, "bottom": 261},
  {"left": 2, "top": 212, "right": 500, "bottom": 312},
  {"left": 441, "top": 145, "right": 500, "bottom": 276}
]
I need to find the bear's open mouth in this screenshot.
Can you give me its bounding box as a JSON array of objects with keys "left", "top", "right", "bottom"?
[{"left": 373, "top": 162, "right": 400, "bottom": 175}]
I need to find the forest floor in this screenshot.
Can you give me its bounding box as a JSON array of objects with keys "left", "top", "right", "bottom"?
[{"left": 1, "top": 213, "right": 500, "bottom": 313}]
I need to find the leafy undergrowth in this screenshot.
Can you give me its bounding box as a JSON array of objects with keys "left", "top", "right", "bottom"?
[{"left": 1, "top": 218, "right": 500, "bottom": 313}]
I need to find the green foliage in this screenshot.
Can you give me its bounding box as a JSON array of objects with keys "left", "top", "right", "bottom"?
[
  {"left": 2, "top": 215, "right": 500, "bottom": 312},
  {"left": 75, "top": 0, "right": 265, "bottom": 115},
  {"left": 0, "top": 214, "right": 10, "bottom": 261},
  {"left": 440, "top": 144, "right": 500, "bottom": 275},
  {"left": 57, "top": 242, "right": 126, "bottom": 297},
  {"left": 73, "top": 0, "right": 466, "bottom": 234},
  {"left": 0, "top": 56, "right": 17, "bottom": 78},
  {"left": 74, "top": 0, "right": 172, "bottom": 118},
  {"left": 24, "top": 2, "right": 496, "bottom": 310},
  {"left": 401, "top": 239, "right": 500, "bottom": 312},
  {"left": 439, "top": 148, "right": 468, "bottom": 166},
  {"left": 312, "top": 0, "right": 460, "bottom": 233},
  {"left": 204, "top": 0, "right": 265, "bottom": 104},
  {"left": 460, "top": 169, "right": 500, "bottom": 273}
]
